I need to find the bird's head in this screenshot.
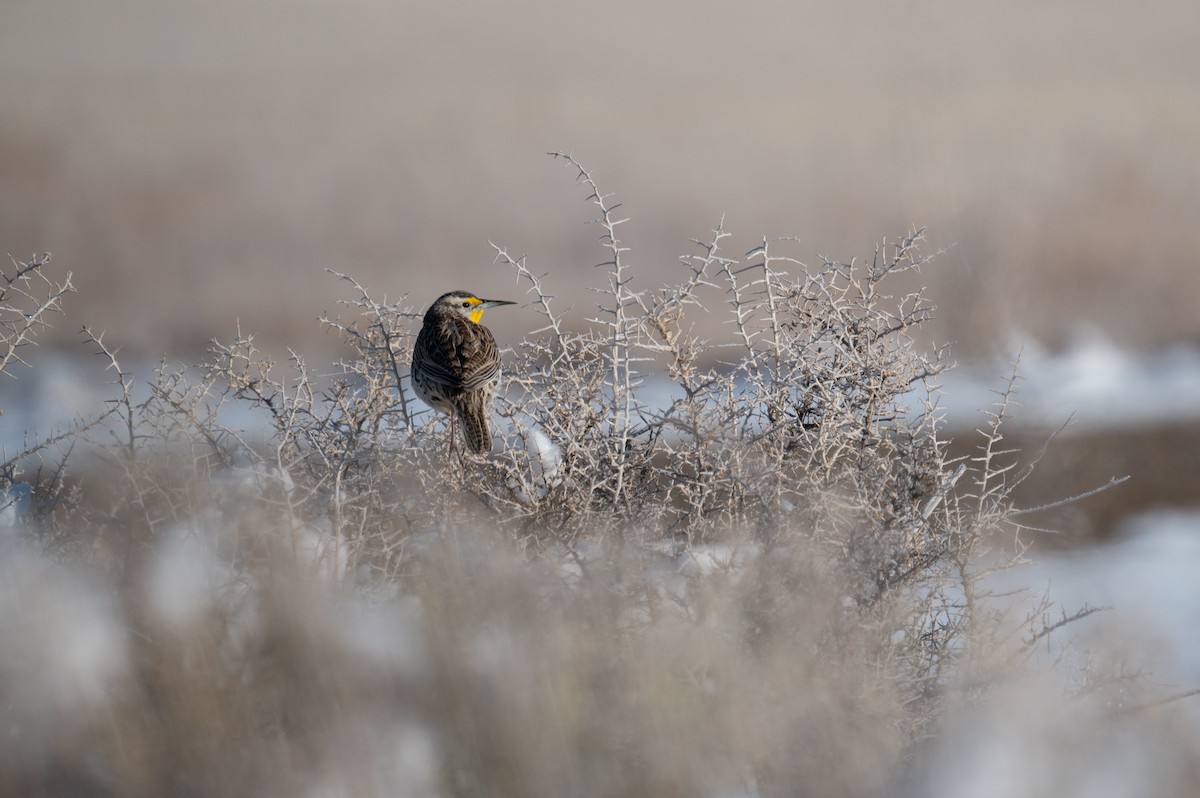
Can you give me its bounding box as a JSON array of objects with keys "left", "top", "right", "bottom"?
[{"left": 433, "top": 290, "right": 517, "bottom": 324}]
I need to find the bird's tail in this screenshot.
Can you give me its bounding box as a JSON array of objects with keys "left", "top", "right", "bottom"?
[{"left": 457, "top": 394, "right": 491, "bottom": 454}]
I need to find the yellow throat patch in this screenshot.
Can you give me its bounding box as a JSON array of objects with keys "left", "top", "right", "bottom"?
[{"left": 464, "top": 297, "right": 485, "bottom": 324}]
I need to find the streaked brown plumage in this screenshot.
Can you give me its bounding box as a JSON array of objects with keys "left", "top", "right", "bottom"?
[{"left": 411, "top": 290, "right": 515, "bottom": 454}]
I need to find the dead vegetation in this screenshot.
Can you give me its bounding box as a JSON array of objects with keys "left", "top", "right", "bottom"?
[{"left": 0, "top": 160, "right": 1188, "bottom": 797}]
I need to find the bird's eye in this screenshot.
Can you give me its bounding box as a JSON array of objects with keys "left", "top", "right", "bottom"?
[{"left": 462, "top": 301, "right": 471, "bottom": 308}]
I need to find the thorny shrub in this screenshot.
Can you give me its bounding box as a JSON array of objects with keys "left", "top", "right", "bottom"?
[{"left": 0, "top": 157, "right": 1154, "bottom": 798}]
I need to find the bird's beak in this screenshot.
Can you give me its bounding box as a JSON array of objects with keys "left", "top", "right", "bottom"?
[{"left": 480, "top": 299, "right": 517, "bottom": 309}]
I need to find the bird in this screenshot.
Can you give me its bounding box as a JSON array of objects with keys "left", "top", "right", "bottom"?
[{"left": 411, "top": 290, "right": 516, "bottom": 455}]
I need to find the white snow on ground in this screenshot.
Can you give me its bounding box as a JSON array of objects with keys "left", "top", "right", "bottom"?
[
  {"left": 994, "top": 508, "right": 1200, "bottom": 687},
  {"left": 0, "top": 352, "right": 270, "bottom": 458},
  {"left": 918, "top": 674, "right": 1164, "bottom": 798},
  {"left": 0, "top": 482, "right": 32, "bottom": 541},
  {"left": 914, "top": 508, "right": 1200, "bottom": 798},
  {"left": 619, "top": 330, "right": 1200, "bottom": 434},
  {"left": 0, "top": 353, "right": 102, "bottom": 455},
  {"left": 931, "top": 331, "right": 1200, "bottom": 431},
  {"left": 5, "top": 333, "right": 1200, "bottom": 458},
  {"left": 0, "top": 549, "right": 130, "bottom": 762}
]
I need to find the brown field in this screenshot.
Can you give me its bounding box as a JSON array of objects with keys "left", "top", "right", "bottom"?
[
  {"left": 3, "top": 0, "right": 1199, "bottom": 359},
  {"left": 947, "top": 420, "right": 1200, "bottom": 545}
]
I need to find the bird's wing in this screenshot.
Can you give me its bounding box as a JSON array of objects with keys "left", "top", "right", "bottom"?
[
  {"left": 414, "top": 317, "right": 499, "bottom": 392},
  {"left": 458, "top": 323, "right": 501, "bottom": 391}
]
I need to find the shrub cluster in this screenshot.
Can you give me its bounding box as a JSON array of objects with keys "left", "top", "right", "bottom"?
[{"left": 0, "top": 158, "right": 1166, "bottom": 797}]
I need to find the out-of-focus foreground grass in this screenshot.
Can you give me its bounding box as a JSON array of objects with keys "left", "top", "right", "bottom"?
[
  {"left": 6, "top": 523, "right": 1200, "bottom": 798},
  {"left": 3, "top": 0, "right": 1199, "bottom": 356}
]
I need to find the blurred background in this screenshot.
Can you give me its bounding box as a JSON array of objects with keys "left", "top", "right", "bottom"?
[
  {"left": 3, "top": 0, "right": 1199, "bottom": 538},
  {"left": 4, "top": 5, "right": 1200, "bottom": 790}
]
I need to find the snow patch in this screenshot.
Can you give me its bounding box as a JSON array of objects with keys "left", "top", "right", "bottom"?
[{"left": 935, "top": 332, "right": 1200, "bottom": 431}]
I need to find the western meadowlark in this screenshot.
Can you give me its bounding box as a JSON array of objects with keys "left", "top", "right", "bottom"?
[{"left": 411, "top": 290, "right": 516, "bottom": 455}]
